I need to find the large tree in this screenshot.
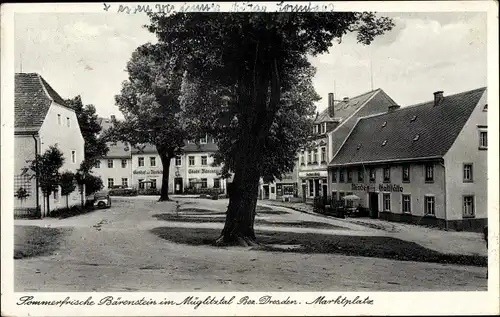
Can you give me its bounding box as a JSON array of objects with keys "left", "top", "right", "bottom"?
[
  {"left": 110, "top": 43, "right": 187, "bottom": 201},
  {"left": 147, "top": 12, "right": 394, "bottom": 244}
]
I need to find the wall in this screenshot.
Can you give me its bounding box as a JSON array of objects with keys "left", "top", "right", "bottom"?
[
  {"left": 95, "top": 157, "right": 133, "bottom": 189},
  {"left": 329, "top": 161, "right": 446, "bottom": 218},
  {"left": 13, "top": 135, "right": 40, "bottom": 211},
  {"left": 184, "top": 152, "right": 226, "bottom": 191},
  {"left": 131, "top": 153, "right": 167, "bottom": 190},
  {"left": 38, "top": 102, "right": 85, "bottom": 213},
  {"left": 443, "top": 90, "right": 487, "bottom": 225}
]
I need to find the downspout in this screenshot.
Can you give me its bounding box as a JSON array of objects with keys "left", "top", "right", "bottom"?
[
  {"left": 32, "top": 133, "right": 40, "bottom": 217},
  {"left": 439, "top": 160, "right": 448, "bottom": 230}
]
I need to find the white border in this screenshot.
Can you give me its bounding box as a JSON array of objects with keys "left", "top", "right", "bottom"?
[{"left": 1, "top": 2, "right": 499, "bottom": 316}]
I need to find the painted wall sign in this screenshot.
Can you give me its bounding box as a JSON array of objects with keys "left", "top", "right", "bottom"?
[
  {"left": 188, "top": 168, "right": 221, "bottom": 175},
  {"left": 133, "top": 170, "right": 163, "bottom": 175},
  {"left": 299, "top": 170, "right": 328, "bottom": 178},
  {"left": 351, "top": 183, "right": 403, "bottom": 192}
]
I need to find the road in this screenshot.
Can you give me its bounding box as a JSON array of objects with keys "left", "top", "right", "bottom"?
[{"left": 14, "top": 196, "right": 487, "bottom": 291}]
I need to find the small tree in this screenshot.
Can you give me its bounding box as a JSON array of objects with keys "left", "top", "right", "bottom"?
[
  {"left": 30, "top": 145, "right": 64, "bottom": 216},
  {"left": 84, "top": 174, "right": 104, "bottom": 196},
  {"left": 60, "top": 171, "right": 76, "bottom": 210}
]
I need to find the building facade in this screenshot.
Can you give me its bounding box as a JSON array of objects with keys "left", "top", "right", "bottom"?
[
  {"left": 329, "top": 88, "right": 488, "bottom": 232},
  {"left": 259, "top": 164, "right": 299, "bottom": 201},
  {"left": 297, "top": 89, "right": 397, "bottom": 200},
  {"left": 14, "top": 73, "right": 85, "bottom": 217}
]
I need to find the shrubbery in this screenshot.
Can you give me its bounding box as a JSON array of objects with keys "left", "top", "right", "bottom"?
[
  {"left": 108, "top": 188, "right": 138, "bottom": 196},
  {"left": 137, "top": 188, "right": 160, "bottom": 195},
  {"left": 183, "top": 187, "right": 224, "bottom": 196}
]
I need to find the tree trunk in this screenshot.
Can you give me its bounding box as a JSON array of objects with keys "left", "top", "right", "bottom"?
[
  {"left": 66, "top": 195, "right": 69, "bottom": 211},
  {"left": 46, "top": 193, "right": 50, "bottom": 217},
  {"left": 158, "top": 153, "right": 172, "bottom": 201},
  {"left": 80, "top": 185, "right": 84, "bottom": 208}
]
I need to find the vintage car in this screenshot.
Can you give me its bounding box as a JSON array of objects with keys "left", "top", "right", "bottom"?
[{"left": 94, "top": 190, "right": 112, "bottom": 209}]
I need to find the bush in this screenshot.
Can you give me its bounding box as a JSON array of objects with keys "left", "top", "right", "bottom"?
[
  {"left": 109, "top": 188, "right": 138, "bottom": 196},
  {"left": 137, "top": 188, "right": 160, "bottom": 195},
  {"left": 184, "top": 187, "right": 224, "bottom": 196}
]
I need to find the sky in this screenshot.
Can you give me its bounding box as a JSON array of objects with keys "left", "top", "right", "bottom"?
[{"left": 14, "top": 11, "right": 487, "bottom": 119}]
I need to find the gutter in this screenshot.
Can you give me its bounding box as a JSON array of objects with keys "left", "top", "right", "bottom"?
[
  {"left": 31, "top": 133, "right": 40, "bottom": 217},
  {"left": 330, "top": 156, "right": 443, "bottom": 167}
]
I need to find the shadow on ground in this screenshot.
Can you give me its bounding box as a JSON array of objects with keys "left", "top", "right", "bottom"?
[
  {"left": 150, "top": 227, "right": 487, "bottom": 267},
  {"left": 153, "top": 213, "right": 346, "bottom": 230},
  {"left": 14, "top": 226, "right": 71, "bottom": 259}
]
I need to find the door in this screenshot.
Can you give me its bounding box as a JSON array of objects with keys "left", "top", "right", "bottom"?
[
  {"left": 369, "top": 193, "right": 379, "bottom": 219},
  {"left": 174, "top": 178, "right": 183, "bottom": 194},
  {"left": 314, "top": 179, "right": 320, "bottom": 196},
  {"left": 263, "top": 185, "right": 270, "bottom": 199}
]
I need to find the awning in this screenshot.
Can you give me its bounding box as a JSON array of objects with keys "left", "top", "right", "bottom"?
[{"left": 342, "top": 194, "right": 360, "bottom": 201}]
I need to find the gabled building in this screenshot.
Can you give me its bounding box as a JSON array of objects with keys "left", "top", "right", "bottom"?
[
  {"left": 297, "top": 88, "right": 397, "bottom": 200},
  {"left": 329, "top": 87, "right": 488, "bottom": 232},
  {"left": 14, "top": 73, "right": 85, "bottom": 217}
]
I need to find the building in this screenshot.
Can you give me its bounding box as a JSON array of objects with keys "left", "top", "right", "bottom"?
[
  {"left": 92, "top": 117, "right": 133, "bottom": 189},
  {"left": 259, "top": 164, "right": 300, "bottom": 201},
  {"left": 297, "top": 89, "right": 398, "bottom": 200},
  {"left": 14, "top": 73, "right": 85, "bottom": 217},
  {"left": 329, "top": 87, "right": 487, "bottom": 232}
]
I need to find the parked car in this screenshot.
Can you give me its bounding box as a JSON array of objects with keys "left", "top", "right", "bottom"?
[{"left": 94, "top": 191, "right": 112, "bottom": 209}]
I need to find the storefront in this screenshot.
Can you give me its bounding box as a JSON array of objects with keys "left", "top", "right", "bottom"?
[{"left": 298, "top": 170, "right": 328, "bottom": 200}]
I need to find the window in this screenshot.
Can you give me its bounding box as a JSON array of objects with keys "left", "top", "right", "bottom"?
[
  {"left": 369, "top": 168, "right": 376, "bottom": 182},
  {"left": 66, "top": 117, "right": 70, "bottom": 127},
  {"left": 331, "top": 191, "right": 337, "bottom": 201},
  {"left": 347, "top": 169, "right": 353, "bottom": 182},
  {"left": 175, "top": 156, "right": 182, "bottom": 166},
  {"left": 96, "top": 160, "right": 101, "bottom": 168},
  {"left": 188, "top": 156, "right": 195, "bottom": 166},
  {"left": 313, "top": 149, "right": 318, "bottom": 163},
  {"left": 332, "top": 169, "right": 337, "bottom": 183},
  {"left": 188, "top": 178, "right": 196, "bottom": 187},
  {"left": 122, "top": 178, "right": 128, "bottom": 187},
  {"left": 108, "top": 159, "right": 114, "bottom": 168},
  {"left": 321, "top": 147, "right": 326, "bottom": 162},
  {"left": 402, "top": 194, "right": 411, "bottom": 213},
  {"left": 71, "top": 150, "right": 76, "bottom": 163},
  {"left": 201, "top": 156, "right": 208, "bottom": 166},
  {"left": 57, "top": 114, "right": 61, "bottom": 125},
  {"left": 214, "top": 178, "right": 220, "bottom": 188},
  {"left": 108, "top": 178, "right": 114, "bottom": 188},
  {"left": 357, "top": 168, "right": 364, "bottom": 182},
  {"left": 138, "top": 157, "right": 144, "bottom": 167},
  {"left": 271, "top": 187, "right": 275, "bottom": 194},
  {"left": 121, "top": 159, "right": 127, "bottom": 168},
  {"left": 53, "top": 188, "right": 59, "bottom": 200},
  {"left": 150, "top": 157, "right": 156, "bottom": 167},
  {"left": 199, "top": 178, "right": 207, "bottom": 189},
  {"left": 402, "top": 166, "right": 410, "bottom": 182},
  {"left": 139, "top": 179, "right": 145, "bottom": 190},
  {"left": 425, "top": 164, "right": 434, "bottom": 182},
  {"left": 308, "top": 180, "right": 314, "bottom": 196},
  {"left": 463, "top": 164, "right": 473, "bottom": 182},
  {"left": 151, "top": 179, "right": 157, "bottom": 189},
  {"left": 200, "top": 135, "right": 207, "bottom": 144},
  {"left": 383, "top": 167, "right": 390, "bottom": 182},
  {"left": 424, "top": 196, "right": 435, "bottom": 216},
  {"left": 339, "top": 169, "right": 345, "bottom": 182},
  {"left": 307, "top": 151, "right": 311, "bottom": 164},
  {"left": 463, "top": 195, "right": 475, "bottom": 217},
  {"left": 479, "top": 130, "right": 487, "bottom": 149},
  {"left": 301, "top": 151, "right": 305, "bottom": 165},
  {"left": 383, "top": 193, "right": 391, "bottom": 211}
]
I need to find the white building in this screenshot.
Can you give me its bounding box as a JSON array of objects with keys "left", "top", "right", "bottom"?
[{"left": 14, "top": 73, "right": 85, "bottom": 217}]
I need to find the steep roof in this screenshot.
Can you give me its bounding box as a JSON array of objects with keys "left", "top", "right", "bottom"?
[
  {"left": 329, "top": 89, "right": 397, "bottom": 158},
  {"left": 15, "top": 73, "right": 71, "bottom": 133},
  {"left": 105, "top": 141, "right": 131, "bottom": 158},
  {"left": 330, "top": 87, "right": 486, "bottom": 166},
  {"left": 130, "top": 142, "right": 219, "bottom": 155}
]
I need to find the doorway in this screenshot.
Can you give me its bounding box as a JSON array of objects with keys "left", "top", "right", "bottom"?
[
  {"left": 263, "top": 185, "right": 270, "bottom": 199},
  {"left": 369, "top": 192, "right": 379, "bottom": 219},
  {"left": 174, "top": 178, "right": 183, "bottom": 194}
]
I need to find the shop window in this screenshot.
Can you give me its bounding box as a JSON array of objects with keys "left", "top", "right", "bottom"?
[
  {"left": 189, "top": 156, "right": 195, "bottom": 166},
  {"left": 201, "top": 178, "right": 207, "bottom": 189},
  {"left": 383, "top": 167, "right": 390, "bottom": 182},
  {"left": 357, "top": 168, "right": 364, "bottom": 182},
  {"left": 122, "top": 178, "right": 128, "bottom": 187},
  {"left": 283, "top": 185, "right": 294, "bottom": 196},
  {"left": 175, "top": 156, "right": 182, "bottom": 166},
  {"left": 383, "top": 193, "right": 391, "bottom": 211},
  {"left": 425, "top": 164, "right": 434, "bottom": 182},
  {"left": 369, "top": 168, "right": 376, "bottom": 182},
  {"left": 214, "top": 178, "right": 220, "bottom": 188},
  {"left": 138, "top": 157, "right": 144, "bottom": 167},
  {"left": 402, "top": 194, "right": 411, "bottom": 213},
  {"left": 150, "top": 157, "right": 156, "bottom": 167},
  {"left": 139, "top": 179, "right": 145, "bottom": 190},
  {"left": 463, "top": 164, "right": 473, "bottom": 182},
  {"left": 108, "top": 178, "right": 114, "bottom": 188},
  {"left": 151, "top": 179, "right": 157, "bottom": 189},
  {"left": 463, "top": 195, "right": 475, "bottom": 218},
  {"left": 201, "top": 156, "right": 208, "bottom": 166},
  {"left": 188, "top": 178, "right": 196, "bottom": 187},
  {"left": 108, "top": 159, "right": 114, "bottom": 168},
  {"left": 121, "top": 159, "right": 127, "bottom": 168},
  {"left": 424, "top": 196, "right": 435, "bottom": 216},
  {"left": 402, "top": 165, "right": 410, "bottom": 182}
]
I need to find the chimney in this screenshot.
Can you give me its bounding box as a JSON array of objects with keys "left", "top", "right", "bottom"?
[
  {"left": 343, "top": 96, "right": 349, "bottom": 102},
  {"left": 433, "top": 91, "right": 444, "bottom": 106},
  {"left": 328, "top": 93, "right": 335, "bottom": 118},
  {"left": 388, "top": 104, "right": 401, "bottom": 112}
]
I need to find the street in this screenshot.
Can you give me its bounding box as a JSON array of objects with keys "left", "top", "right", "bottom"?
[{"left": 14, "top": 196, "right": 487, "bottom": 292}]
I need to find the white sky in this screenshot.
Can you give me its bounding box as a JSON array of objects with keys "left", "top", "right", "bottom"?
[{"left": 14, "top": 12, "right": 487, "bottom": 119}]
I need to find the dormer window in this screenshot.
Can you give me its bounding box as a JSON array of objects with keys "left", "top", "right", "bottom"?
[
  {"left": 382, "top": 121, "right": 387, "bottom": 127},
  {"left": 413, "top": 134, "right": 420, "bottom": 142},
  {"left": 382, "top": 140, "right": 387, "bottom": 146},
  {"left": 410, "top": 115, "right": 417, "bottom": 122}
]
